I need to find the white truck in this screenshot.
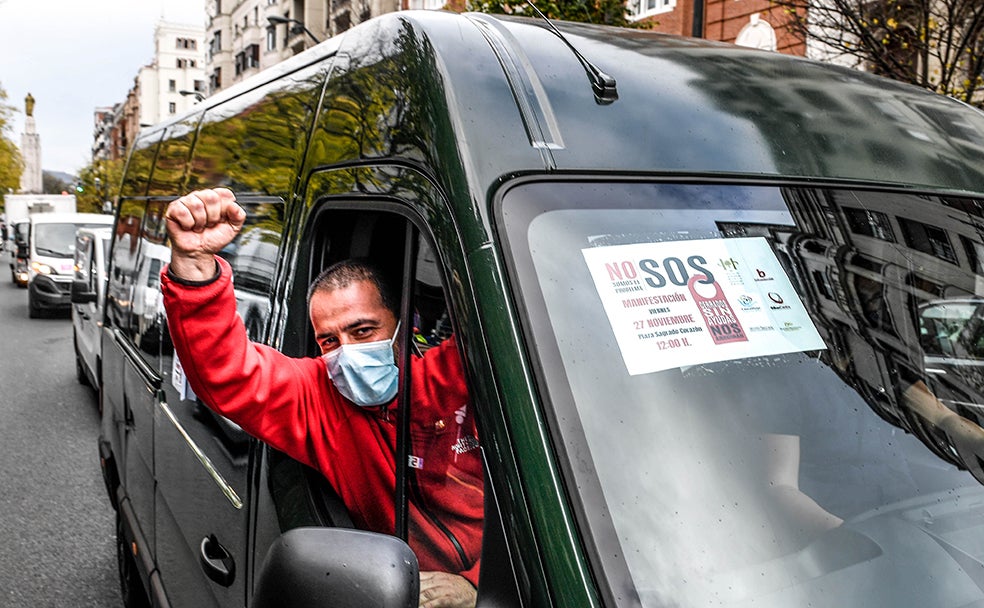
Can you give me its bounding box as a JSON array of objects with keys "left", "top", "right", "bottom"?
[{"left": 2, "top": 194, "right": 77, "bottom": 285}]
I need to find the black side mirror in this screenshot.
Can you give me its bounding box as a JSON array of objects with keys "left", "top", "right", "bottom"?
[
  {"left": 251, "top": 528, "right": 419, "bottom": 608},
  {"left": 71, "top": 279, "right": 98, "bottom": 304},
  {"left": 15, "top": 243, "right": 27, "bottom": 258}
]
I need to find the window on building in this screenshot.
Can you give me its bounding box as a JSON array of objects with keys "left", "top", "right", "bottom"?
[
  {"left": 334, "top": 10, "right": 351, "bottom": 33},
  {"left": 897, "top": 217, "right": 959, "bottom": 265},
  {"left": 843, "top": 207, "right": 895, "bottom": 242},
  {"left": 235, "top": 51, "right": 245, "bottom": 75},
  {"left": 193, "top": 80, "right": 206, "bottom": 92},
  {"left": 168, "top": 79, "right": 177, "bottom": 92},
  {"left": 169, "top": 102, "right": 177, "bottom": 114},
  {"left": 211, "top": 31, "right": 222, "bottom": 56},
  {"left": 266, "top": 26, "right": 277, "bottom": 51},
  {"left": 246, "top": 44, "right": 260, "bottom": 69},
  {"left": 210, "top": 67, "right": 222, "bottom": 91},
  {"left": 630, "top": 0, "right": 676, "bottom": 19}
]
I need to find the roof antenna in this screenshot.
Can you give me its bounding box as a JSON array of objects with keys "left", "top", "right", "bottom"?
[{"left": 523, "top": 0, "right": 618, "bottom": 104}]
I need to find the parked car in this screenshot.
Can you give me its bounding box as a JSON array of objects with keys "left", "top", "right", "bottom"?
[
  {"left": 71, "top": 226, "right": 112, "bottom": 389},
  {"left": 26, "top": 212, "right": 113, "bottom": 318},
  {"left": 99, "top": 10, "right": 984, "bottom": 608}
]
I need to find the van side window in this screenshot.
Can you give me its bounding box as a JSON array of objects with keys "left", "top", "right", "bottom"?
[
  {"left": 186, "top": 62, "right": 328, "bottom": 197},
  {"left": 73, "top": 233, "right": 93, "bottom": 286},
  {"left": 217, "top": 198, "right": 284, "bottom": 341},
  {"left": 106, "top": 199, "right": 146, "bottom": 335},
  {"left": 146, "top": 117, "right": 200, "bottom": 196},
  {"left": 120, "top": 133, "right": 161, "bottom": 197},
  {"left": 131, "top": 201, "right": 170, "bottom": 362}
]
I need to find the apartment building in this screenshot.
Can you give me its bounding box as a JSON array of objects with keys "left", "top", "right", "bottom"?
[{"left": 138, "top": 22, "right": 208, "bottom": 126}]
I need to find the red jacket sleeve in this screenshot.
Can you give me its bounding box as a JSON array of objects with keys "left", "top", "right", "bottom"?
[{"left": 161, "top": 256, "right": 335, "bottom": 469}]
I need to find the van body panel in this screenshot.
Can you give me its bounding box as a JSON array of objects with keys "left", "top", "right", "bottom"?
[{"left": 99, "top": 10, "right": 984, "bottom": 608}]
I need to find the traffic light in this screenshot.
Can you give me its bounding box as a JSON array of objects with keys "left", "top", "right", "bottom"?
[{"left": 74, "top": 183, "right": 84, "bottom": 194}]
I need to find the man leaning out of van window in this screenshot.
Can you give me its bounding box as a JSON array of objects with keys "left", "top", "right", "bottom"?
[{"left": 161, "top": 188, "right": 483, "bottom": 608}]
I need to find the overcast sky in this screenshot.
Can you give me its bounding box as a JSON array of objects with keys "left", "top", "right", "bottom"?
[{"left": 0, "top": 0, "right": 206, "bottom": 176}]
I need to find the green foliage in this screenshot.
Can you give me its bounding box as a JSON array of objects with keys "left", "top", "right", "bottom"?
[
  {"left": 771, "top": 0, "right": 984, "bottom": 107},
  {"left": 74, "top": 159, "right": 124, "bottom": 213},
  {"left": 0, "top": 82, "right": 24, "bottom": 209},
  {"left": 469, "top": 0, "right": 647, "bottom": 29}
]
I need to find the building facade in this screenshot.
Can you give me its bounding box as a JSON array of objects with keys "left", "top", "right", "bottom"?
[
  {"left": 634, "top": 0, "right": 806, "bottom": 56},
  {"left": 138, "top": 22, "right": 208, "bottom": 126},
  {"left": 95, "top": 21, "right": 206, "bottom": 164}
]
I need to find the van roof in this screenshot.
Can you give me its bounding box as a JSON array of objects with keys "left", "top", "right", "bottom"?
[
  {"left": 143, "top": 11, "right": 984, "bottom": 197},
  {"left": 418, "top": 12, "right": 984, "bottom": 195}
]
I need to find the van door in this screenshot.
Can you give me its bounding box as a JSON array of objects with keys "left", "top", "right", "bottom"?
[
  {"left": 155, "top": 199, "right": 284, "bottom": 607},
  {"left": 246, "top": 186, "right": 487, "bottom": 597},
  {"left": 103, "top": 198, "right": 162, "bottom": 583}
]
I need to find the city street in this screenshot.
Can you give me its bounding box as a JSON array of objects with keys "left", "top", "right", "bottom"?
[{"left": 0, "top": 277, "right": 118, "bottom": 606}]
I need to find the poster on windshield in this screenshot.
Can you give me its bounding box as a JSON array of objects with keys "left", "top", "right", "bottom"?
[{"left": 581, "top": 237, "right": 825, "bottom": 375}]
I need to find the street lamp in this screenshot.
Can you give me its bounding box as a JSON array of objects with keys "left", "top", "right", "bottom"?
[
  {"left": 179, "top": 90, "right": 205, "bottom": 102},
  {"left": 267, "top": 15, "right": 321, "bottom": 44}
]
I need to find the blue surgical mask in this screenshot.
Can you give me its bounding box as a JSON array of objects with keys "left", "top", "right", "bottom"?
[{"left": 322, "top": 325, "right": 400, "bottom": 407}]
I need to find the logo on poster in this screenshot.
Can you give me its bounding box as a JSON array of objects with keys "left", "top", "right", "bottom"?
[{"left": 688, "top": 275, "right": 748, "bottom": 345}]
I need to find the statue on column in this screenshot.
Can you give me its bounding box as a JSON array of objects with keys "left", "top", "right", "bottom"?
[{"left": 25, "top": 93, "right": 35, "bottom": 117}]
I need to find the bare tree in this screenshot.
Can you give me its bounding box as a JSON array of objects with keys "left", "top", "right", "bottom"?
[{"left": 771, "top": 0, "right": 984, "bottom": 107}]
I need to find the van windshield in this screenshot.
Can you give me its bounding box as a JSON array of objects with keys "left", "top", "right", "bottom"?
[
  {"left": 501, "top": 182, "right": 984, "bottom": 607},
  {"left": 35, "top": 222, "right": 108, "bottom": 258}
]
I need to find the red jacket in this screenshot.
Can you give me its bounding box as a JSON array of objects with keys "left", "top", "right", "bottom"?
[{"left": 161, "top": 257, "right": 483, "bottom": 585}]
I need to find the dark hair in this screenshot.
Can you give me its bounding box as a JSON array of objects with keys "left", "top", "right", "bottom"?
[{"left": 306, "top": 258, "right": 398, "bottom": 314}]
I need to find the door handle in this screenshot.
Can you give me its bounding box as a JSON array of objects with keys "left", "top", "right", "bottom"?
[{"left": 200, "top": 534, "right": 236, "bottom": 586}]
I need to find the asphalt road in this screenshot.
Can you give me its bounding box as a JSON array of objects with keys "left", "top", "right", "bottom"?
[{"left": 0, "top": 276, "right": 119, "bottom": 606}]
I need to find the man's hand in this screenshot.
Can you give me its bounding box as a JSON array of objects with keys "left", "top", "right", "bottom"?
[
  {"left": 164, "top": 188, "right": 245, "bottom": 281},
  {"left": 419, "top": 571, "right": 476, "bottom": 608}
]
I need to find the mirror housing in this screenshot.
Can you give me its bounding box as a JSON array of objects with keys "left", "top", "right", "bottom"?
[
  {"left": 251, "top": 527, "right": 419, "bottom": 608},
  {"left": 15, "top": 243, "right": 27, "bottom": 258},
  {"left": 71, "top": 280, "right": 98, "bottom": 304}
]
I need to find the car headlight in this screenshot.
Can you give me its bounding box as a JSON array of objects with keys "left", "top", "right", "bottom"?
[{"left": 31, "top": 262, "right": 55, "bottom": 275}]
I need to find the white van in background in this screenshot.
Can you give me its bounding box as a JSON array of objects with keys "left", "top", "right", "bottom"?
[
  {"left": 71, "top": 226, "right": 112, "bottom": 388},
  {"left": 27, "top": 212, "right": 113, "bottom": 318}
]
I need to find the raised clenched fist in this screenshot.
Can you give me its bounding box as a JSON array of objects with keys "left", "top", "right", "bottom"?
[{"left": 165, "top": 188, "right": 246, "bottom": 281}]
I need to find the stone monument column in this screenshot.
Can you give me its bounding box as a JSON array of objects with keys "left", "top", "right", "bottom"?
[{"left": 19, "top": 93, "right": 42, "bottom": 194}]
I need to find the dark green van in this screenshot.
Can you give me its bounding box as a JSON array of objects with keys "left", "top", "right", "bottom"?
[{"left": 98, "top": 9, "right": 984, "bottom": 608}]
